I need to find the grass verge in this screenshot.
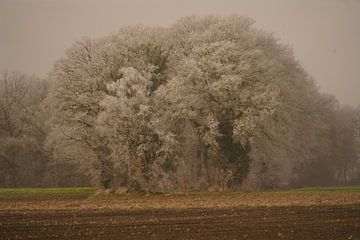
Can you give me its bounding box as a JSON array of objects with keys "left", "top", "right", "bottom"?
[
  {"left": 0, "top": 187, "right": 96, "bottom": 197},
  {"left": 0, "top": 186, "right": 360, "bottom": 210},
  {"left": 283, "top": 186, "right": 360, "bottom": 193},
  {"left": 89, "top": 186, "right": 360, "bottom": 201}
]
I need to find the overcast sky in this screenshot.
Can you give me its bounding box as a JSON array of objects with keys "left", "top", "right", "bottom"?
[{"left": 0, "top": 0, "right": 359, "bottom": 106}]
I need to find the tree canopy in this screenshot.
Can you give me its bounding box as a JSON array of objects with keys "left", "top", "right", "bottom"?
[{"left": 1, "top": 15, "right": 359, "bottom": 191}]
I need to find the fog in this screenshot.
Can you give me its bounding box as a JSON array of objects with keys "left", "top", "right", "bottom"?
[
  {"left": 0, "top": 0, "right": 359, "bottom": 106},
  {"left": 1, "top": 13, "right": 360, "bottom": 190}
]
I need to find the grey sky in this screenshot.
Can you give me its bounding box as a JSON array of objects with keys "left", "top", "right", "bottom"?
[{"left": 0, "top": 0, "right": 359, "bottom": 106}]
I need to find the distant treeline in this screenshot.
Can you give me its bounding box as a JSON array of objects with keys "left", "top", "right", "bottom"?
[{"left": 1, "top": 15, "right": 359, "bottom": 191}]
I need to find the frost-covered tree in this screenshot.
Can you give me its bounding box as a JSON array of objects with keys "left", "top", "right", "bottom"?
[
  {"left": 163, "top": 41, "right": 279, "bottom": 188},
  {"left": 0, "top": 70, "right": 49, "bottom": 187},
  {"left": 47, "top": 26, "right": 172, "bottom": 189},
  {"left": 46, "top": 38, "right": 115, "bottom": 188},
  {"left": 98, "top": 67, "right": 178, "bottom": 191},
  {"left": 162, "top": 15, "right": 300, "bottom": 190},
  {"left": 47, "top": 15, "right": 360, "bottom": 191}
]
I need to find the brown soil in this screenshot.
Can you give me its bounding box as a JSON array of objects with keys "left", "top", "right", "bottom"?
[{"left": 1, "top": 195, "right": 360, "bottom": 240}]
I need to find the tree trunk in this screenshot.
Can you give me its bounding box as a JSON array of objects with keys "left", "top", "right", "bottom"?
[
  {"left": 96, "top": 145, "right": 113, "bottom": 189},
  {"left": 198, "top": 143, "right": 210, "bottom": 184}
]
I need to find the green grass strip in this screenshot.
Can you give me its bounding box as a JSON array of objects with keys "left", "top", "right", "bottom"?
[{"left": 0, "top": 187, "right": 96, "bottom": 197}]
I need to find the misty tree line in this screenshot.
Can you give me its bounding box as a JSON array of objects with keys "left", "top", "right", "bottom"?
[{"left": 1, "top": 15, "right": 360, "bottom": 191}]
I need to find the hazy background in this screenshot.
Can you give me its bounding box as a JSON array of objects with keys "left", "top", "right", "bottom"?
[{"left": 0, "top": 0, "right": 359, "bottom": 106}]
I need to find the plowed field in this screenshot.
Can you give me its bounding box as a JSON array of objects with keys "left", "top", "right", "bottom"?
[{"left": 1, "top": 192, "right": 360, "bottom": 239}]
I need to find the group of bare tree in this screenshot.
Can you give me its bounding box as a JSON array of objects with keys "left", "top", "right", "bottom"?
[
  {"left": 1, "top": 15, "right": 359, "bottom": 191},
  {"left": 0, "top": 71, "right": 91, "bottom": 187}
]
